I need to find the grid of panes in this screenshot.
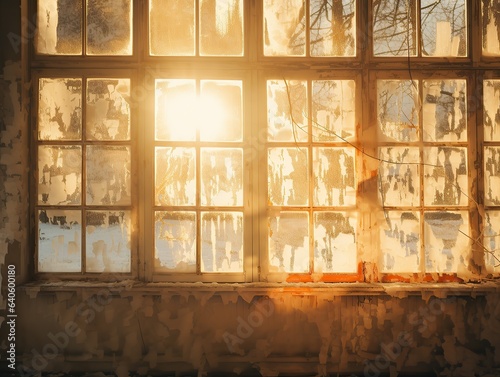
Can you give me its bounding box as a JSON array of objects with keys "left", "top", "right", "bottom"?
[
  {"left": 266, "top": 79, "right": 357, "bottom": 276},
  {"left": 377, "top": 78, "right": 470, "bottom": 274},
  {"left": 36, "top": 77, "right": 132, "bottom": 273}
]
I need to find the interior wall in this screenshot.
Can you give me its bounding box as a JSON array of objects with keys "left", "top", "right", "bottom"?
[{"left": 1, "top": 1, "right": 500, "bottom": 376}]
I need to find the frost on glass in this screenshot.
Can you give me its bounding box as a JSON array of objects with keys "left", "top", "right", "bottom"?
[
  {"left": 269, "top": 211, "right": 309, "bottom": 273},
  {"left": 264, "top": 0, "right": 305, "bottom": 56},
  {"left": 86, "top": 211, "right": 131, "bottom": 273},
  {"left": 373, "top": 0, "right": 416, "bottom": 57},
  {"left": 380, "top": 211, "right": 420, "bottom": 273},
  {"left": 86, "top": 146, "right": 131, "bottom": 205},
  {"left": 200, "top": 0, "right": 243, "bottom": 56},
  {"left": 86, "top": 79, "right": 130, "bottom": 140},
  {"left": 310, "top": 0, "right": 355, "bottom": 56},
  {"left": 155, "top": 80, "right": 196, "bottom": 141},
  {"left": 201, "top": 148, "right": 243, "bottom": 206},
  {"left": 38, "top": 210, "right": 81, "bottom": 272},
  {"left": 424, "top": 211, "right": 468, "bottom": 273},
  {"left": 314, "top": 212, "right": 356, "bottom": 273},
  {"left": 312, "top": 80, "right": 355, "bottom": 142},
  {"left": 155, "top": 212, "right": 196, "bottom": 272},
  {"left": 268, "top": 80, "right": 307, "bottom": 142},
  {"left": 378, "top": 147, "right": 420, "bottom": 207},
  {"left": 424, "top": 147, "right": 467, "bottom": 206},
  {"left": 155, "top": 147, "right": 195, "bottom": 206},
  {"left": 377, "top": 80, "right": 418, "bottom": 142},
  {"left": 38, "top": 78, "right": 82, "bottom": 141},
  {"left": 482, "top": 1, "right": 500, "bottom": 56},
  {"left": 38, "top": 146, "right": 82, "bottom": 205},
  {"left": 37, "top": 0, "right": 82, "bottom": 55},
  {"left": 484, "top": 80, "right": 500, "bottom": 141},
  {"left": 201, "top": 212, "right": 243, "bottom": 272},
  {"left": 423, "top": 80, "right": 466, "bottom": 142},
  {"left": 421, "top": 0, "right": 466, "bottom": 57},
  {"left": 485, "top": 147, "right": 500, "bottom": 206},
  {"left": 86, "top": 0, "right": 132, "bottom": 55},
  {"left": 150, "top": 0, "right": 195, "bottom": 56},
  {"left": 314, "top": 147, "right": 355, "bottom": 206},
  {"left": 268, "top": 148, "right": 308, "bottom": 206},
  {"left": 484, "top": 211, "right": 500, "bottom": 273}
]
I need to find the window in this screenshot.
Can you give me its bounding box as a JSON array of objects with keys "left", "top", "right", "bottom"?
[{"left": 32, "top": 0, "right": 500, "bottom": 283}]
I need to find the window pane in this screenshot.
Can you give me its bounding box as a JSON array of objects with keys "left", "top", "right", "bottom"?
[
  {"left": 38, "top": 145, "right": 82, "bottom": 205},
  {"left": 38, "top": 78, "right": 82, "bottom": 141},
  {"left": 424, "top": 147, "right": 467, "bottom": 207},
  {"left": 268, "top": 211, "right": 309, "bottom": 273},
  {"left": 86, "top": 0, "right": 132, "bottom": 55},
  {"left": 484, "top": 79, "right": 500, "bottom": 141},
  {"left": 86, "top": 79, "right": 130, "bottom": 140},
  {"left": 378, "top": 147, "right": 420, "bottom": 207},
  {"left": 485, "top": 146, "right": 500, "bottom": 206},
  {"left": 377, "top": 80, "right": 419, "bottom": 142},
  {"left": 312, "top": 80, "right": 355, "bottom": 142},
  {"left": 201, "top": 212, "right": 243, "bottom": 272},
  {"left": 421, "top": 0, "right": 466, "bottom": 57},
  {"left": 267, "top": 80, "right": 308, "bottom": 142},
  {"left": 310, "top": 0, "right": 356, "bottom": 57},
  {"left": 313, "top": 147, "right": 356, "bottom": 206},
  {"left": 482, "top": 0, "right": 500, "bottom": 56},
  {"left": 380, "top": 211, "right": 420, "bottom": 273},
  {"left": 86, "top": 146, "right": 131, "bottom": 205},
  {"left": 314, "top": 212, "right": 357, "bottom": 273},
  {"left": 37, "top": 0, "right": 82, "bottom": 55},
  {"left": 423, "top": 79, "right": 466, "bottom": 142},
  {"left": 264, "top": 0, "right": 306, "bottom": 56},
  {"left": 86, "top": 210, "right": 131, "bottom": 273},
  {"left": 38, "top": 209, "right": 82, "bottom": 272},
  {"left": 150, "top": 0, "right": 195, "bottom": 56},
  {"left": 155, "top": 147, "right": 196, "bottom": 206},
  {"left": 484, "top": 211, "right": 500, "bottom": 273},
  {"left": 201, "top": 148, "right": 243, "bottom": 206},
  {"left": 155, "top": 211, "right": 197, "bottom": 272},
  {"left": 373, "top": 0, "right": 417, "bottom": 57},
  {"left": 200, "top": 0, "right": 244, "bottom": 56},
  {"left": 268, "top": 148, "right": 309, "bottom": 206},
  {"left": 424, "top": 211, "right": 468, "bottom": 273}
]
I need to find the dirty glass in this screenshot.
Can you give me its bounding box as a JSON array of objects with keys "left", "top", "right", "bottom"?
[
  {"left": 484, "top": 79, "right": 500, "bottom": 141},
  {"left": 484, "top": 211, "right": 500, "bottom": 273},
  {"left": 482, "top": 0, "right": 500, "bottom": 56},
  {"left": 485, "top": 147, "right": 500, "bottom": 206}
]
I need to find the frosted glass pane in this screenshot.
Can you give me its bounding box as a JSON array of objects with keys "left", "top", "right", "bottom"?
[
  {"left": 150, "top": 0, "right": 195, "bottom": 56},
  {"left": 313, "top": 147, "right": 356, "bottom": 206},
  {"left": 482, "top": 1, "right": 500, "bottom": 56},
  {"left": 38, "top": 210, "right": 81, "bottom": 272},
  {"left": 268, "top": 148, "right": 308, "bottom": 206},
  {"left": 201, "top": 212, "right": 243, "bottom": 272},
  {"left": 155, "top": 211, "right": 196, "bottom": 272},
  {"left": 201, "top": 148, "right": 243, "bottom": 206},
  {"left": 86, "top": 146, "right": 131, "bottom": 205},
  {"left": 312, "top": 80, "right": 355, "bottom": 142},
  {"left": 373, "top": 0, "right": 417, "bottom": 57},
  {"left": 484, "top": 211, "right": 500, "bottom": 273},
  {"left": 380, "top": 211, "right": 420, "bottom": 273},
  {"left": 37, "top": 0, "right": 82, "bottom": 55},
  {"left": 38, "top": 78, "right": 82, "bottom": 141},
  {"left": 86, "top": 0, "right": 132, "bottom": 55},
  {"left": 424, "top": 147, "right": 467, "bottom": 206},
  {"left": 424, "top": 211, "right": 468, "bottom": 273},
  {"left": 484, "top": 80, "right": 500, "bottom": 141},
  {"left": 269, "top": 211, "right": 309, "bottom": 273},
  {"left": 267, "top": 80, "right": 308, "bottom": 142},
  {"left": 200, "top": 0, "right": 243, "bottom": 56},
  {"left": 485, "top": 147, "right": 500, "bottom": 206},
  {"left": 421, "top": 0, "right": 466, "bottom": 57},
  {"left": 86, "top": 211, "right": 131, "bottom": 273},
  {"left": 264, "top": 0, "right": 305, "bottom": 56},
  {"left": 378, "top": 147, "right": 420, "bottom": 207},
  {"left": 423, "top": 80, "right": 466, "bottom": 142},
  {"left": 377, "top": 80, "right": 419, "bottom": 142},
  {"left": 86, "top": 79, "right": 130, "bottom": 140},
  {"left": 314, "top": 212, "right": 357, "bottom": 273},
  {"left": 38, "top": 146, "right": 82, "bottom": 205},
  {"left": 155, "top": 147, "right": 196, "bottom": 206}
]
